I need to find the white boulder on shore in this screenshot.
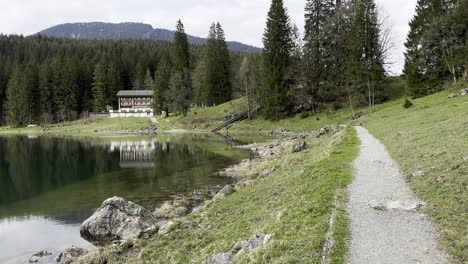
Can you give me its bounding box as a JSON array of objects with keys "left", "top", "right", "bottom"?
[{"left": 80, "top": 196, "right": 157, "bottom": 243}]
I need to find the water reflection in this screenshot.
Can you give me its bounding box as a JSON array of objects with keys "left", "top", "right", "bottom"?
[
  {"left": 0, "top": 134, "right": 253, "bottom": 263},
  {"left": 115, "top": 139, "right": 156, "bottom": 168}
]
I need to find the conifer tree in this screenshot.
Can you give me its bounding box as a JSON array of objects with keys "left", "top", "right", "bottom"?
[
  {"left": 261, "top": 0, "right": 294, "bottom": 120},
  {"left": 403, "top": 0, "right": 465, "bottom": 97},
  {"left": 143, "top": 69, "right": 153, "bottom": 90},
  {"left": 38, "top": 61, "right": 54, "bottom": 115},
  {"left": 153, "top": 57, "right": 171, "bottom": 115},
  {"left": 303, "top": 0, "right": 335, "bottom": 111},
  {"left": 106, "top": 58, "right": 122, "bottom": 108},
  {"left": 4, "top": 65, "right": 29, "bottom": 127},
  {"left": 92, "top": 60, "right": 107, "bottom": 112},
  {"left": 169, "top": 20, "right": 192, "bottom": 115}
]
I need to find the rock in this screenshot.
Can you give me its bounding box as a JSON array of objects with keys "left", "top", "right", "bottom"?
[
  {"left": 411, "top": 171, "right": 426, "bottom": 178},
  {"left": 235, "top": 180, "right": 257, "bottom": 190},
  {"left": 448, "top": 93, "right": 458, "bottom": 98},
  {"left": 316, "top": 125, "right": 335, "bottom": 138},
  {"left": 27, "top": 250, "right": 53, "bottom": 263},
  {"left": 157, "top": 220, "right": 174, "bottom": 236},
  {"left": 153, "top": 198, "right": 191, "bottom": 219},
  {"left": 202, "top": 234, "right": 271, "bottom": 264},
  {"left": 460, "top": 89, "right": 468, "bottom": 96},
  {"left": 80, "top": 196, "right": 157, "bottom": 243},
  {"left": 368, "top": 199, "right": 425, "bottom": 211},
  {"left": 292, "top": 142, "right": 307, "bottom": 153},
  {"left": 56, "top": 252, "right": 63, "bottom": 262},
  {"left": 33, "top": 250, "right": 52, "bottom": 258},
  {"left": 213, "top": 185, "right": 234, "bottom": 200}
]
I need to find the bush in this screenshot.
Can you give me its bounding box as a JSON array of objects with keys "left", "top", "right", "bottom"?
[
  {"left": 300, "top": 111, "right": 310, "bottom": 119},
  {"left": 403, "top": 98, "right": 413, "bottom": 109}
]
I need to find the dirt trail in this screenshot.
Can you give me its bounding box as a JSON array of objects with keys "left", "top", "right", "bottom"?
[{"left": 347, "top": 126, "right": 446, "bottom": 264}]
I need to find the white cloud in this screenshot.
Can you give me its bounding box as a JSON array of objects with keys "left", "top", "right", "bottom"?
[{"left": 1, "top": 0, "right": 416, "bottom": 74}]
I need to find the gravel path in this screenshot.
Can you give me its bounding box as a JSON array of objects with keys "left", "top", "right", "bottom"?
[{"left": 347, "top": 126, "right": 446, "bottom": 264}]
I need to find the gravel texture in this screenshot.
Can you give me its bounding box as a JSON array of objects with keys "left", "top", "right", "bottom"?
[{"left": 347, "top": 126, "right": 446, "bottom": 264}]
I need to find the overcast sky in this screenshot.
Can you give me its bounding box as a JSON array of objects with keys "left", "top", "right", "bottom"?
[{"left": 1, "top": 0, "right": 417, "bottom": 74}]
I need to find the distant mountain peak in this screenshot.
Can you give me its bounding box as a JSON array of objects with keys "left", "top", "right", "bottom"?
[{"left": 38, "top": 22, "right": 262, "bottom": 53}]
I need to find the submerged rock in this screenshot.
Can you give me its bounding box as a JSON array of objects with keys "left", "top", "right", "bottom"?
[
  {"left": 202, "top": 234, "right": 271, "bottom": 264},
  {"left": 80, "top": 196, "right": 157, "bottom": 243}
]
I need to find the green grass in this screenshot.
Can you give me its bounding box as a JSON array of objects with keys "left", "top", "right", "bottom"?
[
  {"left": 116, "top": 128, "right": 359, "bottom": 263},
  {"left": 361, "top": 89, "right": 468, "bottom": 263},
  {"left": 0, "top": 117, "right": 157, "bottom": 136}
]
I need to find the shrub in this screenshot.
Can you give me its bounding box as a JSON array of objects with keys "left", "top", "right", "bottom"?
[
  {"left": 300, "top": 111, "right": 310, "bottom": 119},
  {"left": 403, "top": 98, "right": 413, "bottom": 109}
]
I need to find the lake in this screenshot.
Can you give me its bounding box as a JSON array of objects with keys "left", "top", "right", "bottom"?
[{"left": 0, "top": 133, "right": 254, "bottom": 263}]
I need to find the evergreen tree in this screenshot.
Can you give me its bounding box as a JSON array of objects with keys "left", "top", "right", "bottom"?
[
  {"left": 153, "top": 57, "right": 171, "bottom": 114},
  {"left": 92, "top": 60, "right": 107, "bottom": 112},
  {"left": 143, "top": 69, "right": 154, "bottom": 90},
  {"left": 132, "top": 62, "right": 145, "bottom": 90},
  {"left": 4, "top": 65, "right": 29, "bottom": 127},
  {"left": 261, "top": 0, "right": 294, "bottom": 120},
  {"left": 106, "top": 58, "right": 122, "bottom": 108},
  {"left": 169, "top": 20, "right": 192, "bottom": 115},
  {"left": 303, "top": 0, "right": 335, "bottom": 111},
  {"left": 345, "top": 0, "right": 385, "bottom": 112},
  {"left": 215, "top": 23, "right": 232, "bottom": 104},
  {"left": 38, "top": 61, "right": 54, "bottom": 123},
  {"left": 403, "top": 0, "right": 465, "bottom": 97}
]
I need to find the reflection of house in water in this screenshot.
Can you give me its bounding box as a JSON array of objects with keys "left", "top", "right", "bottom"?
[{"left": 109, "top": 139, "right": 157, "bottom": 168}]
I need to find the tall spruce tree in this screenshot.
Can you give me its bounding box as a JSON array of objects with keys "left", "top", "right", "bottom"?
[
  {"left": 92, "top": 60, "right": 107, "bottom": 112},
  {"left": 261, "top": 0, "right": 294, "bottom": 120},
  {"left": 345, "top": 0, "right": 385, "bottom": 112},
  {"left": 143, "top": 69, "right": 154, "bottom": 90},
  {"left": 4, "top": 65, "right": 29, "bottom": 127},
  {"left": 169, "top": 20, "right": 192, "bottom": 115},
  {"left": 303, "top": 0, "right": 335, "bottom": 111},
  {"left": 153, "top": 57, "right": 171, "bottom": 115},
  {"left": 200, "top": 22, "right": 232, "bottom": 106}
]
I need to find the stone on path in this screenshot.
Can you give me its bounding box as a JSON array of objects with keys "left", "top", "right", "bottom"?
[{"left": 347, "top": 127, "right": 446, "bottom": 264}]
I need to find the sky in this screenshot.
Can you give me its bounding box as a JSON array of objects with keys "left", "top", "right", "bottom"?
[{"left": 1, "top": 0, "right": 417, "bottom": 74}]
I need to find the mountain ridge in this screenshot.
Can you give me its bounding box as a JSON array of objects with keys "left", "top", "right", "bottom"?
[{"left": 37, "top": 22, "right": 262, "bottom": 53}]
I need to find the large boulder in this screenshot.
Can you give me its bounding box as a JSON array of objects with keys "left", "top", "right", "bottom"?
[
  {"left": 460, "top": 89, "right": 468, "bottom": 96},
  {"left": 80, "top": 196, "right": 157, "bottom": 243}
]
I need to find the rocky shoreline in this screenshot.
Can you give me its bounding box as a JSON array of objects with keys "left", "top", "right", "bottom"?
[{"left": 27, "top": 126, "right": 339, "bottom": 264}]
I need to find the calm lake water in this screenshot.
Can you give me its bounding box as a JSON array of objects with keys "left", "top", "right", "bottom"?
[{"left": 0, "top": 133, "right": 254, "bottom": 263}]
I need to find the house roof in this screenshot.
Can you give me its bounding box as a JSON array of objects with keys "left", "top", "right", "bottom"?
[{"left": 117, "top": 90, "right": 154, "bottom": 97}]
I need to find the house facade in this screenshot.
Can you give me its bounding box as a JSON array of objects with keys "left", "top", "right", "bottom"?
[{"left": 110, "top": 90, "right": 154, "bottom": 118}]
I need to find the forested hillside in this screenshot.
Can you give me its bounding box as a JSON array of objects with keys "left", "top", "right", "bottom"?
[{"left": 0, "top": 21, "right": 260, "bottom": 126}]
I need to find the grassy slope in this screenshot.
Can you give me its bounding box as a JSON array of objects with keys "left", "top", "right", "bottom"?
[
  {"left": 128, "top": 128, "right": 359, "bottom": 264},
  {"left": 0, "top": 117, "right": 157, "bottom": 136},
  {"left": 361, "top": 90, "right": 468, "bottom": 263}
]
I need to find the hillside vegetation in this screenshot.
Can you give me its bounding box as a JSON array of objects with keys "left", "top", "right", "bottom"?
[{"left": 362, "top": 90, "right": 468, "bottom": 262}]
